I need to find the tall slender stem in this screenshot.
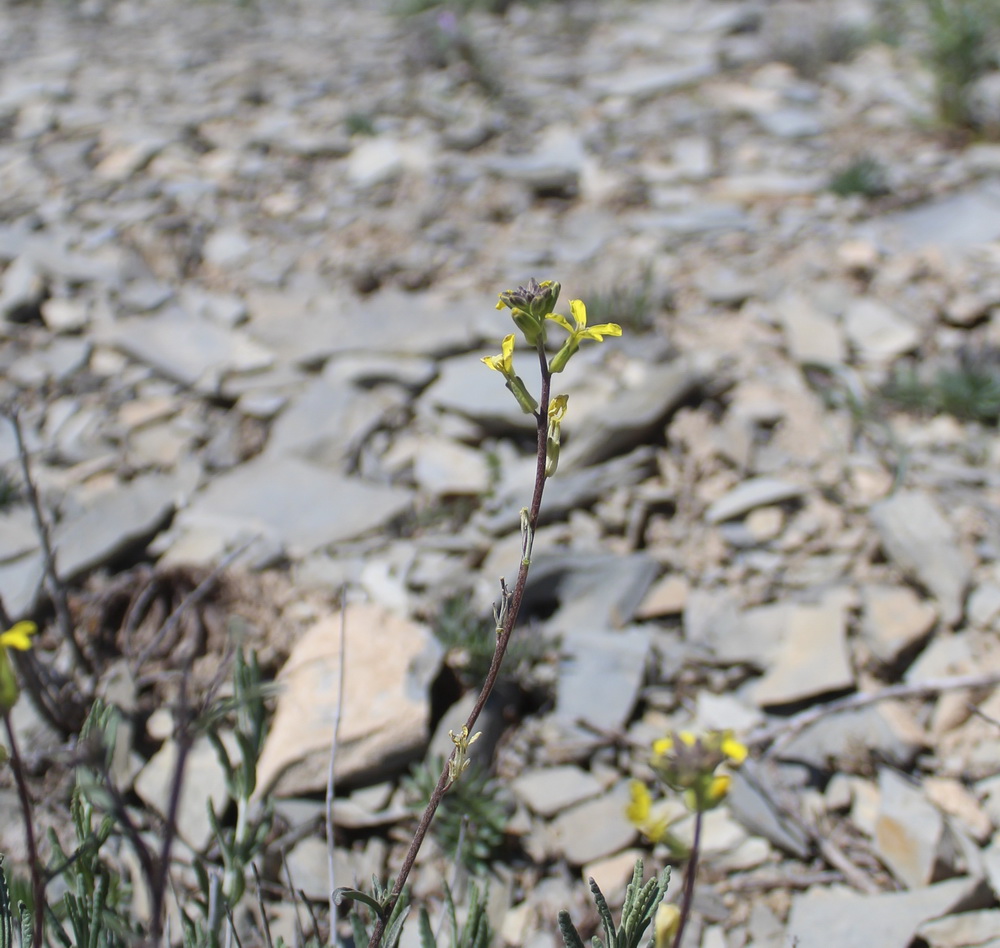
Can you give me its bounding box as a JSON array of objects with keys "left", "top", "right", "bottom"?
[
  {"left": 367, "top": 349, "right": 552, "bottom": 948},
  {"left": 4, "top": 713, "right": 44, "bottom": 948},
  {"left": 672, "top": 810, "right": 702, "bottom": 948}
]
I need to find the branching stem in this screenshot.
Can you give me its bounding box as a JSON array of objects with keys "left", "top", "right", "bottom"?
[
  {"left": 672, "top": 810, "right": 701, "bottom": 948},
  {"left": 4, "top": 713, "right": 44, "bottom": 948},
  {"left": 367, "top": 347, "right": 552, "bottom": 948}
]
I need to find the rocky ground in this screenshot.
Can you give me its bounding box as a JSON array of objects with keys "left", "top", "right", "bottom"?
[{"left": 4, "top": 0, "right": 1000, "bottom": 945}]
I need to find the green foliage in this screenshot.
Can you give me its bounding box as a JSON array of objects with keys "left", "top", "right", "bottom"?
[
  {"left": 828, "top": 156, "right": 890, "bottom": 198},
  {"left": 582, "top": 273, "right": 657, "bottom": 335},
  {"left": 335, "top": 877, "right": 411, "bottom": 948},
  {"left": 403, "top": 758, "right": 509, "bottom": 876},
  {"left": 46, "top": 788, "right": 135, "bottom": 948},
  {"left": 882, "top": 356, "right": 1000, "bottom": 423},
  {"left": 920, "top": 0, "right": 1000, "bottom": 126},
  {"left": 418, "top": 882, "right": 491, "bottom": 948},
  {"left": 0, "top": 469, "right": 18, "bottom": 511},
  {"left": 558, "top": 861, "right": 671, "bottom": 948},
  {"left": 433, "top": 594, "right": 552, "bottom": 687},
  {"left": 345, "top": 112, "right": 378, "bottom": 137}
]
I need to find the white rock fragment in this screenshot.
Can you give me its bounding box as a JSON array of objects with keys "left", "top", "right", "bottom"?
[{"left": 255, "top": 604, "right": 442, "bottom": 797}]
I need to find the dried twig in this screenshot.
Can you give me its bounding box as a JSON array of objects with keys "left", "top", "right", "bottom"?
[
  {"left": 4, "top": 713, "right": 44, "bottom": 948},
  {"left": 747, "top": 671, "right": 1000, "bottom": 756},
  {"left": 8, "top": 406, "right": 91, "bottom": 674},
  {"left": 326, "top": 587, "right": 348, "bottom": 941}
]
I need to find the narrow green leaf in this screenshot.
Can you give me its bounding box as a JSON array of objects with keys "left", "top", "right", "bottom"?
[{"left": 557, "top": 911, "right": 586, "bottom": 948}]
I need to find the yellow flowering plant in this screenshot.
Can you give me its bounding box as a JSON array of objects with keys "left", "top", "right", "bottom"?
[
  {"left": 0, "top": 620, "right": 37, "bottom": 713},
  {"left": 626, "top": 729, "right": 748, "bottom": 948},
  {"left": 358, "top": 280, "right": 625, "bottom": 948}
]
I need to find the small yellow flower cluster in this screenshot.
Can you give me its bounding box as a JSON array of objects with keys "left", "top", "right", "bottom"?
[
  {"left": 0, "top": 620, "right": 37, "bottom": 712},
  {"left": 481, "top": 278, "right": 622, "bottom": 476},
  {"left": 627, "top": 729, "right": 748, "bottom": 842}
]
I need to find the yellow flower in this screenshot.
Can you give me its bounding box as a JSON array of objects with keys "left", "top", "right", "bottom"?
[
  {"left": 625, "top": 780, "right": 677, "bottom": 844},
  {"left": 447, "top": 725, "right": 482, "bottom": 784},
  {"left": 547, "top": 299, "right": 622, "bottom": 373},
  {"left": 1, "top": 622, "right": 37, "bottom": 652},
  {"left": 650, "top": 729, "right": 747, "bottom": 812},
  {"left": 545, "top": 393, "right": 569, "bottom": 477},
  {"left": 0, "top": 621, "right": 37, "bottom": 712},
  {"left": 481, "top": 333, "right": 516, "bottom": 376},
  {"left": 653, "top": 903, "right": 681, "bottom": 948},
  {"left": 481, "top": 333, "right": 538, "bottom": 415}
]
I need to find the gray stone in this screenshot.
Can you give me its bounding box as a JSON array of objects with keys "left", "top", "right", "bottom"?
[
  {"left": 844, "top": 298, "right": 920, "bottom": 363},
  {"left": 588, "top": 62, "right": 716, "bottom": 99},
  {"left": 103, "top": 308, "right": 274, "bottom": 393},
  {"left": 511, "top": 765, "right": 605, "bottom": 819},
  {"left": 485, "top": 126, "right": 585, "bottom": 198},
  {"left": 860, "top": 584, "right": 938, "bottom": 665},
  {"left": 778, "top": 701, "right": 925, "bottom": 771},
  {"left": 1, "top": 255, "right": 45, "bottom": 323},
  {"left": 561, "top": 356, "right": 709, "bottom": 469},
  {"left": 55, "top": 474, "right": 177, "bottom": 580},
  {"left": 521, "top": 552, "right": 660, "bottom": 633},
  {"left": 177, "top": 456, "right": 412, "bottom": 556},
  {"left": 727, "top": 763, "right": 811, "bottom": 858},
  {"left": 547, "top": 782, "right": 636, "bottom": 865},
  {"left": 684, "top": 592, "right": 787, "bottom": 667},
  {"left": 785, "top": 877, "right": 992, "bottom": 948},
  {"left": 0, "top": 549, "right": 45, "bottom": 622},
  {"left": 776, "top": 290, "right": 846, "bottom": 364},
  {"left": 753, "top": 596, "right": 854, "bottom": 708},
  {"left": 695, "top": 267, "right": 757, "bottom": 306},
  {"left": 754, "top": 107, "right": 824, "bottom": 138},
  {"left": 481, "top": 447, "right": 658, "bottom": 535},
  {"left": 263, "top": 372, "right": 406, "bottom": 472},
  {"left": 873, "top": 180, "right": 1000, "bottom": 252},
  {"left": 202, "top": 229, "right": 252, "bottom": 268},
  {"left": 134, "top": 733, "right": 233, "bottom": 851},
  {"left": 40, "top": 297, "right": 89, "bottom": 333},
  {"left": 553, "top": 626, "right": 651, "bottom": 732},
  {"left": 870, "top": 490, "right": 972, "bottom": 626},
  {"left": 119, "top": 280, "right": 173, "bottom": 313},
  {"left": 875, "top": 769, "right": 962, "bottom": 889},
  {"left": 705, "top": 477, "right": 805, "bottom": 524},
  {"left": 324, "top": 353, "right": 437, "bottom": 392},
  {"left": 969, "top": 583, "right": 1000, "bottom": 630},
  {"left": 255, "top": 604, "right": 441, "bottom": 795},
  {"left": 917, "top": 909, "right": 1000, "bottom": 948}
]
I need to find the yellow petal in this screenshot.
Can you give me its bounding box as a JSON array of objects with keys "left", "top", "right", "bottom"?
[
  {"left": 548, "top": 393, "right": 569, "bottom": 422},
  {"left": 626, "top": 780, "right": 652, "bottom": 824},
  {"left": 654, "top": 903, "right": 681, "bottom": 948},
  {"left": 500, "top": 333, "right": 516, "bottom": 373},
  {"left": 706, "top": 774, "right": 731, "bottom": 806},
  {"left": 652, "top": 736, "right": 674, "bottom": 756},
  {"left": 481, "top": 354, "right": 504, "bottom": 372},
  {"left": 0, "top": 621, "right": 37, "bottom": 651},
  {"left": 578, "top": 323, "right": 623, "bottom": 341},
  {"left": 721, "top": 735, "right": 748, "bottom": 764},
  {"left": 678, "top": 731, "right": 697, "bottom": 747},
  {"left": 545, "top": 312, "right": 574, "bottom": 334},
  {"left": 569, "top": 298, "right": 587, "bottom": 330}
]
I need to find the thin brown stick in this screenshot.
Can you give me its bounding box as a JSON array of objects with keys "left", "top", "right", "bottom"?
[
  {"left": 4, "top": 713, "right": 44, "bottom": 948},
  {"left": 7, "top": 406, "right": 91, "bottom": 674},
  {"left": 326, "top": 588, "right": 348, "bottom": 941},
  {"left": 366, "top": 347, "right": 553, "bottom": 948},
  {"left": 150, "top": 663, "right": 195, "bottom": 944},
  {"left": 747, "top": 671, "right": 1000, "bottom": 756},
  {"left": 672, "top": 809, "right": 701, "bottom": 948}
]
